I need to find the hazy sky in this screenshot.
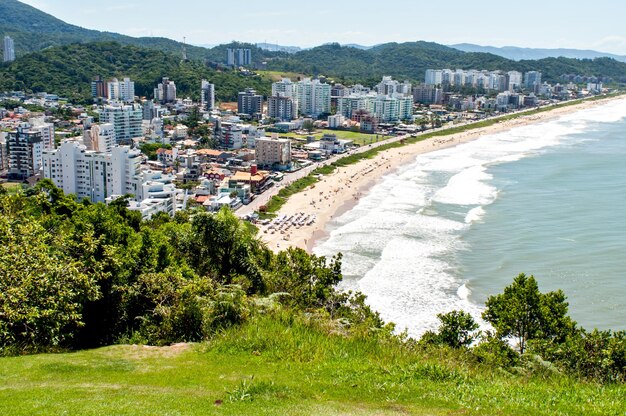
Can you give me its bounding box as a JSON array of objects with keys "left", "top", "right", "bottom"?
[{"left": 19, "top": 0, "right": 626, "bottom": 54}]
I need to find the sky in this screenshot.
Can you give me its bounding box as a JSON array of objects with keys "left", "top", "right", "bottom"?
[{"left": 18, "top": 0, "right": 626, "bottom": 55}]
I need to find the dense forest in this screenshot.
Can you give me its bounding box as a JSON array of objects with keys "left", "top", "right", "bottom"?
[{"left": 0, "top": 42, "right": 272, "bottom": 103}]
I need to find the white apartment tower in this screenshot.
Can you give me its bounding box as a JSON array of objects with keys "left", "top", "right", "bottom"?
[
  {"left": 42, "top": 141, "right": 143, "bottom": 203},
  {"left": 295, "top": 78, "right": 331, "bottom": 118},
  {"left": 3, "top": 36, "right": 15, "bottom": 63},
  {"left": 99, "top": 104, "right": 143, "bottom": 144},
  {"left": 30, "top": 117, "right": 55, "bottom": 150},
  {"left": 84, "top": 123, "right": 116, "bottom": 152},
  {"left": 200, "top": 80, "right": 215, "bottom": 111},
  {"left": 107, "top": 77, "right": 135, "bottom": 102}
]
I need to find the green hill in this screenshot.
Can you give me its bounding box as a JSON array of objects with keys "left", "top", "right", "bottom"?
[
  {"left": 267, "top": 42, "right": 626, "bottom": 84},
  {"left": 0, "top": 42, "right": 272, "bottom": 102},
  {"left": 0, "top": 0, "right": 283, "bottom": 64}
]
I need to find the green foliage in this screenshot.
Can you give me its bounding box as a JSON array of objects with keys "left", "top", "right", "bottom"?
[
  {"left": 267, "top": 41, "right": 626, "bottom": 84},
  {"left": 139, "top": 142, "right": 171, "bottom": 161},
  {"left": 0, "top": 200, "right": 99, "bottom": 352},
  {"left": 423, "top": 310, "right": 480, "bottom": 349},
  {"left": 482, "top": 273, "right": 575, "bottom": 354},
  {"left": 0, "top": 42, "right": 272, "bottom": 103}
]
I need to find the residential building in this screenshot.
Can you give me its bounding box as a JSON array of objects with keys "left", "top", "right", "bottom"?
[
  {"left": 272, "top": 78, "right": 296, "bottom": 98},
  {"left": 42, "top": 141, "right": 142, "bottom": 204},
  {"left": 524, "top": 71, "right": 542, "bottom": 91},
  {"left": 107, "top": 77, "right": 135, "bottom": 102},
  {"left": 200, "top": 80, "right": 215, "bottom": 111},
  {"left": 83, "top": 123, "right": 116, "bottom": 152},
  {"left": 425, "top": 69, "right": 443, "bottom": 85},
  {"left": 507, "top": 71, "right": 523, "bottom": 91},
  {"left": 215, "top": 120, "right": 243, "bottom": 150},
  {"left": 3, "top": 36, "right": 15, "bottom": 63},
  {"left": 371, "top": 95, "right": 413, "bottom": 122},
  {"left": 7, "top": 122, "right": 43, "bottom": 179},
  {"left": 0, "top": 132, "right": 7, "bottom": 172},
  {"left": 100, "top": 104, "right": 143, "bottom": 144},
  {"left": 237, "top": 88, "right": 263, "bottom": 117},
  {"left": 30, "top": 117, "right": 55, "bottom": 150},
  {"left": 154, "top": 77, "right": 177, "bottom": 103},
  {"left": 255, "top": 136, "right": 291, "bottom": 169},
  {"left": 376, "top": 76, "right": 411, "bottom": 96},
  {"left": 337, "top": 95, "right": 374, "bottom": 119},
  {"left": 227, "top": 48, "right": 251, "bottom": 67},
  {"left": 295, "top": 78, "right": 332, "bottom": 118},
  {"left": 267, "top": 95, "right": 297, "bottom": 121},
  {"left": 327, "top": 114, "right": 345, "bottom": 128},
  {"left": 413, "top": 84, "right": 442, "bottom": 105},
  {"left": 91, "top": 75, "right": 107, "bottom": 99}
]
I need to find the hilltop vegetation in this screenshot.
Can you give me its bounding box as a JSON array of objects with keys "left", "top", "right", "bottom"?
[
  {"left": 0, "top": 42, "right": 272, "bottom": 102},
  {"left": 267, "top": 42, "right": 626, "bottom": 84}
]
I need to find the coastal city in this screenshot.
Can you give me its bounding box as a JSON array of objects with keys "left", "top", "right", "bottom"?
[
  {"left": 0, "top": 38, "right": 609, "bottom": 233},
  {"left": 2, "top": 0, "right": 626, "bottom": 413}
]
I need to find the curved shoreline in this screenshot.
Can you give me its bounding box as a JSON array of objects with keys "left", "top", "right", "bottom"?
[{"left": 258, "top": 95, "right": 626, "bottom": 253}]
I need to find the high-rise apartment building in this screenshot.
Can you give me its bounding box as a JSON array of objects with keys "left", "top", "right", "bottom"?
[
  {"left": 43, "top": 141, "right": 142, "bottom": 203},
  {"left": 91, "top": 75, "right": 107, "bottom": 99},
  {"left": 99, "top": 104, "right": 143, "bottom": 144},
  {"left": 267, "top": 95, "right": 297, "bottom": 121},
  {"left": 7, "top": 122, "right": 43, "bottom": 179},
  {"left": 214, "top": 120, "right": 243, "bottom": 150},
  {"left": 524, "top": 71, "right": 542, "bottom": 91},
  {"left": 507, "top": 71, "right": 523, "bottom": 91},
  {"left": 3, "top": 36, "right": 15, "bottom": 63},
  {"left": 272, "top": 78, "right": 296, "bottom": 98},
  {"left": 295, "top": 78, "right": 331, "bottom": 118},
  {"left": 413, "top": 84, "right": 443, "bottom": 105},
  {"left": 425, "top": 69, "right": 443, "bottom": 85},
  {"left": 237, "top": 88, "right": 263, "bottom": 117},
  {"left": 227, "top": 48, "right": 251, "bottom": 67},
  {"left": 200, "top": 80, "right": 215, "bottom": 111},
  {"left": 30, "top": 117, "right": 55, "bottom": 150},
  {"left": 107, "top": 77, "right": 135, "bottom": 102},
  {"left": 83, "top": 123, "right": 116, "bottom": 152},
  {"left": 0, "top": 132, "right": 8, "bottom": 172},
  {"left": 154, "top": 77, "right": 177, "bottom": 103}
]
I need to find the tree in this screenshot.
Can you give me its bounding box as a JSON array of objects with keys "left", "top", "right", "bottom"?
[
  {"left": 482, "top": 273, "right": 574, "bottom": 354},
  {"left": 436, "top": 310, "right": 480, "bottom": 349},
  {"left": 302, "top": 119, "right": 315, "bottom": 133}
]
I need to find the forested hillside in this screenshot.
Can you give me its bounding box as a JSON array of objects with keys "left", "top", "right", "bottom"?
[
  {"left": 0, "top": 42, "right": 272, "bottom": 102},
  {"left": 267, "top": 42, "right": 626, "bottom": 84}
]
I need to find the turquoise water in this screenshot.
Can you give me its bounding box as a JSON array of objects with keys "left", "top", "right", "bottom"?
[
  {"left": 314, "top": 99, "right": 626, "bottom": 336},
  {"left": 459, "top": 118, "right": 626, "bottom": 331}
]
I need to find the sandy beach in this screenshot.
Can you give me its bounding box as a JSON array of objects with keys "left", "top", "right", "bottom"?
[{"left": 258, "top": 97, "right": 623, "bottom": 253}]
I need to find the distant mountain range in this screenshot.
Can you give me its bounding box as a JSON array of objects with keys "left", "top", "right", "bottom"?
[{"left": 450, "top": 43, "right": 626, "bottom": 63}]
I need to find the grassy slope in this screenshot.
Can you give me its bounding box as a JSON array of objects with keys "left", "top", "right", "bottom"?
[{"left": 1, "top": 313, "right": 624, "bottom": 415}]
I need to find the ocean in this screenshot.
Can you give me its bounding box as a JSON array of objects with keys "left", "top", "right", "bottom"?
[{"left": 313, "top": 99, "right": 626, "bottom": 337}]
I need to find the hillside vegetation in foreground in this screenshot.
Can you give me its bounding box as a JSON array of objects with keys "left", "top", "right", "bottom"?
[{"left": 0, "top": 182, "right": 624, "bottom": 415}]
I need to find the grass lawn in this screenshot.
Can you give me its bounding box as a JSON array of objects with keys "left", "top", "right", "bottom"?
[
  {"left": 1, "top": 182, "right": 23, "bottom": 195},
  {"left": 277, "top": 129, "right": 392, "bottom": 146},
  {"left": 1, "top": 313, "right": 624, "bottom": 415},
  {"left": 256, "top": 70, "right": 309, "bottom": 82}
]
